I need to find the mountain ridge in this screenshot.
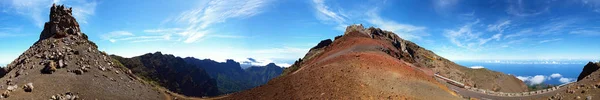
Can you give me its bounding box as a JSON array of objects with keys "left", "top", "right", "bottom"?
[{"left": 111, "top": 51, "right": 285, "bottom": 96}]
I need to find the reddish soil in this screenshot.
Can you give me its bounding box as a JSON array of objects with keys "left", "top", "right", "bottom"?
[{"left": 219, "top": 30, "right": 461, "bottom": 100}]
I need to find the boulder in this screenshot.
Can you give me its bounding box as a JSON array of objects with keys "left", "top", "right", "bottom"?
[
  {"left": 50, "top": 92, "right": 79, "bottom": 100},
  {"left": 1, "top": 90, "right": 9, "bottom": 98},
  {"left": 23, "top": 83, "right": 33, "bottom": 92},
  {"left": 42, "top": 60, "right": 57, "bottom": 74},
  {"left": 58, "top": 59, "right": 65, "bottom": 68},
  {"left": 6, "top": 85, "right": 17, "bottom": 91},
  {"left": 72, "top": 69, "right": 83, "bottom": 75}
]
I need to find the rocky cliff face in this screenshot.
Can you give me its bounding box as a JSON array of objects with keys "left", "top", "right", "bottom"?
[
  {"left": 577, "top": 62, "right": 600, "bottom": 81},
  {"left": 0, "top": 4, "right": 164, "bottom": 99}
]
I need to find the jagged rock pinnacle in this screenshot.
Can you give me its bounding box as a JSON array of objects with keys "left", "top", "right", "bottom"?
[{"left": 39, "top": 3, "right": 83, "bottom": 40}]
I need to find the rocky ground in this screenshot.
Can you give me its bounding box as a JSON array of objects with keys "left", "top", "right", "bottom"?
[
  {"left": 536, "top": 62, "right": 600, "bottom": 100},
  {"left": 0, "top": 4, "right": 165, "bottom": 100}
]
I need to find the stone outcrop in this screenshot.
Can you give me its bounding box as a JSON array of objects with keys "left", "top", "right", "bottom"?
[
  {"left": 577, "top": 62, "right": 600, "bottom": 81},
  {"left": 311, "top": 39, "right": 332, "bottom": 50},
  {"left": 39, "top": 4, "right": 84, "bottom": 41}
]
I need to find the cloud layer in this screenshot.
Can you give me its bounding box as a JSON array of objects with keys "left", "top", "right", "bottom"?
[{"left": 517, "top": 73, "right": 574, "bottom": 85}]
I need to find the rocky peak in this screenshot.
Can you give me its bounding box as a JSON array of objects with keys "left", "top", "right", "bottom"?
[
  {"left": 265, "top": 63, "right": 277, "bottom": 67},
  {"left": 311, "top": 39, "right": 332, "bottom": 50},
  {"left": 577, "top": 62, "right": 600, "bottom": 81},
  {"left": 39, "top": 3, "right": 84, "bottom": 41}
]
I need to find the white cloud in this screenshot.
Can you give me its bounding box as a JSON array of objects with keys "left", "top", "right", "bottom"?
[
  {"left": 432, "top": 0, "right": 458, "bottom": 14},
  {"left": 171, "top": 46, "right": 307, "bottom": 67},
  {"left": 443, "top": 20, "right": 502, "bottom": 50},
  {"left": 102, "top": 30, "right": 177, "bottom": 43},
  {"left": 539, "top": 38, "right": 562, "bottom": 44},
  {"left": 516, "top": 75, "right": 546, "bottom": 85},
  {"left": 276, "top": 63, "right": 292, "bottom": 67},
  {"left": 558, "top": 77, "right": 574, "bottom": 84},
  {"left": 171, "top": 0, "right": 270, "bottom": 43},
  {"left": 506, "top": 0, "right": 548, "bottom": 17},
  {"left": 504, "top": 29, "right": 533, "bottom": 39},
  {"left": 469, "top": 66, "right": 484, "bottom": 69},
  {"left": 312, "top": 0, "right": 346, "bottom": 24},
  {"left": 569, "top": 30, "right": 600, "bottom": 36},
  {"left": 486, "top": 20, "right": 511, "bottom": 32},
  {"left": 550, "top": 73, "right": 562, "bottom": 78},
  {"left": 143, "top": 28, "right": 183, "bottom": 34},
  {"left": 2, "top": 0, "right": 97, "bottom": 28},
  {"left": 61, "top": 0, "right": 97, "bottom": 24},
  {"left": 529, "top": 75, "right": 546, "bottom": 85},
  {"left": 238, "top": 58, "right": 292, "bottom": 67},
  {"left": 516, "top": 76, "right": 530, "bottom": 81},
  {"left": 102, "top": 31, "right": 134, "bottom": 43},
  {"left": 311, "top": 0, "right": 350, "bottom": 31},
  {"left": 366, "top": 9, "right": 428, "bottom": 40},
  {"left": 517, "top": 73, "right": 577, "bottom": 85},
  {"left": 478, "top": 33, "right": 502, "bottom": 45},
  {"left": 578, "top": 0, "right": 600, "bottom": 13},
  {"left": 311, "top": 0, "right": 428, "bottom": 40},
  {"left": 539, "top": 18, "right": 576, "bottom": 35}
]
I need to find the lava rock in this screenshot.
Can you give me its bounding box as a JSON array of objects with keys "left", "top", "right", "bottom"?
[
  {"left": 50, "top": 92, "right": 79, "bottom": 100},
  {"left": 42, "top": 60, "right": 57, "bottom": 74},
  {"left": 6, "top": 85, "right": 17, "bottom": 91},
  {"left": 1, "top": 90, "right": 9, "bottom": 98},
  {"left": 23, "top": 83, "right": 33, "bottom": 92},
  {"left": 72, "top": 69, "right": 83, "bottom": 75},
  {"left": 311, "top": 39, "right": 332, "bottom": 50},
  {"left": 58, "top": 59, "right": 65, "bottom": 68}
]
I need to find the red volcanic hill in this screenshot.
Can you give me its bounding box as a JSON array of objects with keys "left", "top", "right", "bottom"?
[{"left": 220, "top": 24, "right": 528, "bottom": 99}]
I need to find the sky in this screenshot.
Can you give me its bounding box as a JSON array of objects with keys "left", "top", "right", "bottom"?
[{"left": 0, "top": 0, "right": 599, "bottom": 67}]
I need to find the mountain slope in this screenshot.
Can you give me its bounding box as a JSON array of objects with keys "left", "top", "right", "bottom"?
[
  {"left": 539, "top": 62, "right": 600, "bottom": 99},
  {"left": 221, "top": 24, "right": 529, "bottom": 99},
  {"left": 0, "top": 4, "right": 164, "bottom": 99},
  {"left": 110, "top": 52, "right": 220, "bottom": 97},
  {"left": 222, "top": 25, "right": 462, "bottom": 99}
]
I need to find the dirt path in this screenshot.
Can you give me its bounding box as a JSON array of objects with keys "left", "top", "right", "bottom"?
[{"left": 438, "top": 77, "right": 567, "bottom": 100}]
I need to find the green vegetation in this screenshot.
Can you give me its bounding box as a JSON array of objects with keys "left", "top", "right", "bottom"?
[
  {"left": 527, "top": 83, "right": 555, "bottom": 91},
  {"left": 110, "top": 53, "right": 220, "bottom": 97}
]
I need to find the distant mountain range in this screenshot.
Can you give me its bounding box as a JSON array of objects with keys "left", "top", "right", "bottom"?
[
  {"left": 111, "top": 52, "right": 284, "bottom": 96},
  {"left": 184, "top": 57, "right": 283, "bottom": 94}
]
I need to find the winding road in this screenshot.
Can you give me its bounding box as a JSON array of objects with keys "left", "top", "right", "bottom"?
[{"left": 435, "top": 74, "right": 570, "bottom": 100}]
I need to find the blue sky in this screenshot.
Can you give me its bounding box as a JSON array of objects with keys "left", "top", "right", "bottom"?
[{"left": 1, "top": 0, "right": 599, "bottom": 67}]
